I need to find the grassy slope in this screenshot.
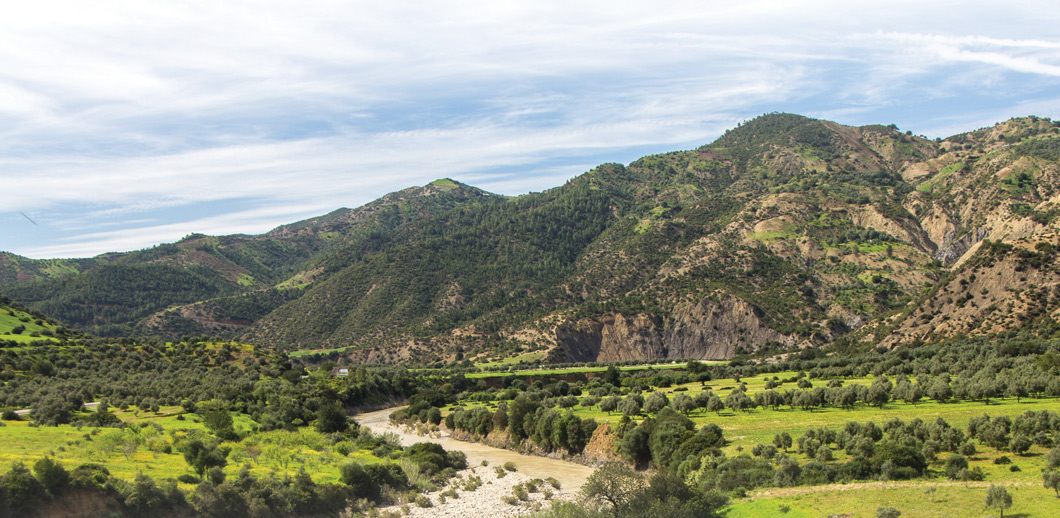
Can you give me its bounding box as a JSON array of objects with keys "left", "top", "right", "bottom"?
[
  {"left": 0, "top": 405, "right": 381, "bottom": 491},
  {"left": 0, "top": 304, "right": 60, "bottom": 344}
]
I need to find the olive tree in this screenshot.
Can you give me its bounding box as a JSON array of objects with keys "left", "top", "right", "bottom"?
[{"left": 984, "top": 485, "right": 1012, "bottom": 518}]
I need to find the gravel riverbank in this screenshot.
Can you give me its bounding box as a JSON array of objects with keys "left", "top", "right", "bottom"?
[{"left": 378, "top": 466, "right": 571, "bottom": 518}]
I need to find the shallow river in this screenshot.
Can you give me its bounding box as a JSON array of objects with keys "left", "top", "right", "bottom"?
[{"left": 356, "top": 407, "right": 595, "bottom": 493}]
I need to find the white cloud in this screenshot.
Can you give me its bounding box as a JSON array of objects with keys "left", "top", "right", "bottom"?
[
  {"left": 2, "top": 1, "right": 1060, "bottom": 257},
  {"left": 20, "top": 203, "right": 328, "bottom": 259}
]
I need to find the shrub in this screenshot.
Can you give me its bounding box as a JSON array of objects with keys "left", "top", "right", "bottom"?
[
  {"left": 315, "top": 400, "right": 350, "bottom": 434},
  {"left": 177, "top": 474, "right": 200, "bottom": 484},
  {"left": 447, "top": 450, "right": 468, "bottom": 470},
  {"left": 461, "top": 475, "right": 482, "bottom": 491},
  {"left": 876, "top": 506, "right": 901, "bottom": 518},
  {"left": 365, "top": 463, "right": 408, "bottom": 492},
  {"left": 340, "top": 461, "right": 380, "bottom": 501},
  {"left": 1009, "top": 434, "right": 1032, "bottom": 456},
  {"left": 403, "top": 442, "right": 450, "bottom": 476},
  {"left": 69, "top": 464, "right": 111, "bottom": 489},
  {"left": 944, "top": 454, "right": 969, "bottom": 480},
  {"left": 122, "top": 473, "right": 169, "bottom": 517},
  {"left": 503, "top": 461, "right": 518, "bottom": 472},
  {"left": 33, "top": 457, "right": 69, "bottom": 495}
]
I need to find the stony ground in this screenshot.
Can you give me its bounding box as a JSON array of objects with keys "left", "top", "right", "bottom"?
[{"left": 377, "top": 466, "right": 570, "bottom": 517}]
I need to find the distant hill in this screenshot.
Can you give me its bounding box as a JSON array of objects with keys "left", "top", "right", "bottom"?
[
  {"left": 0, "top": 180, "right": 495, "bottom": 337},
  {"left": 4, "top": 114, "right": 1060, "bottom": 364}
]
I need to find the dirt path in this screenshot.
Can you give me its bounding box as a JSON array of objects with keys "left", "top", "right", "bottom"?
[{"left": 14, "top": 401, "right": 97, "bottom": 416}]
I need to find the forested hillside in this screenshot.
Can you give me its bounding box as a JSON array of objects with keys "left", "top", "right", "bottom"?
[
  {"left": 0, "top": 181, "right": 494, "bottom": 337},
  {"left": 4, "top": 114, "right": 1060, "bottom": 364}
]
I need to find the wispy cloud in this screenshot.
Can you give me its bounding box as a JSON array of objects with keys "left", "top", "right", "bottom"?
[
  {"left": 20, "top": 203, "right": 330, "bottom": 259},
  {"left": 2, "top": 1, "right": 1059, "bottom": 257},
  {"left": 873, "top": 31, "right": 1060, "bottom": 77}
]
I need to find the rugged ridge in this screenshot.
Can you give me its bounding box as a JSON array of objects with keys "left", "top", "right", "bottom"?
[{"left": 4, "top": 114, "right": 1060, "bottom": 363}]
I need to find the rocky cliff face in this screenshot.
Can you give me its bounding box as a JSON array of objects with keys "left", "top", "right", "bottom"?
[
  {"left": 554, "top": 296, "right": 795, "bottom": 362},
  {"left": 665, "top": 296, "right": 796, "bottom": 359},
  {"left": 935, "top": 228, "right": 988, "bottom": 265},
  {"left": 555, "top": 313, "right": 662, "bottom": 362}
]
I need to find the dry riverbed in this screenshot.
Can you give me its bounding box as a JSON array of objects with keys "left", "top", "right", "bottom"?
[
  {"left": 377, "top": 465, "right": 568, "bottom": 517},
  {"left": 355, "top": 407, "right": 595, "bottom": 494}
]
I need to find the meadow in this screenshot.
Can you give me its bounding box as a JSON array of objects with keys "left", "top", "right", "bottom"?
[
  {"left": 0, "top": 404, "right": 384, "bottom": 491},
  {"left": 0, "top": 304, "right": 60, "bottom": 344},
  {"left": 465, "top": 361, "right": 710, "bottom": 379},
  {"left": 444, "top": 370, "right": 1060, "bottom": 517}
]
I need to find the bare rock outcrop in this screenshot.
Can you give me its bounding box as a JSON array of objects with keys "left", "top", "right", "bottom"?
[
  {"left": 555, "top": 296, "right": 795, "bottom": 362},
  {"left": 935, "top": 228, "right": 988, "bottom": 265}
]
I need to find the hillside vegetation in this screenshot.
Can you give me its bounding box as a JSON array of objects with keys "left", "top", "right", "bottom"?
[{"left": 4, "top": 114, "right": 1060, "bottom": 365}]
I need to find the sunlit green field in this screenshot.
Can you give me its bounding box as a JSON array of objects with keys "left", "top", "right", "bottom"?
[
  {"left": 473, "top": 351, "right": 548, "bottom": 368},
  {"left": 0, "top": 405, "right": 382, "bottom": 490},
  {"left": 448, "top": 370, "right": 1060, "bottom": 517},
  {"left": 726, "top": 482, "right": 1058, "bottom": 518},
  {"left": 454, "top": 371, "right": 1060, "bottom": 453},
  {"left": 286, "top": 345, "right": 355, "bottom": 359},
  {"left": 465, "top": 361, "right": 716, "bottom": 379},
  {"left": 0, "top": 306, "right": 60, "bottom": 344}
]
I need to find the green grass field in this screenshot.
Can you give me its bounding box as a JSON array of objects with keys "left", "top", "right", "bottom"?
[
  {"left": 0, "top": 405, "right": 379, "bottom": 490},
  {"left": 0, "top": 305, "right": 60, "bottom": 344},
  {"left": 448, "top": 370, "right": 1060, "bottom": 517},
  {"left": 287, "top": 345, "right": 355, "bottom": 359},
  {"left": 726, "top": 482, "right": 1058, "bottom": 518},
  {"left": 466, "top": 362, "right": 713, "bottom": 379}
]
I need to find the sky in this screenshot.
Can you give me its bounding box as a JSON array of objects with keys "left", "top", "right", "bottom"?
[{"left": 2, "top": 1, "right": 1060, "bottom": 259}]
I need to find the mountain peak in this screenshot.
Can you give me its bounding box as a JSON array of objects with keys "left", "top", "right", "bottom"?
[
  {"left": 428, "top": 178, "right": 461, "bottom": 190},
  {"left": 707, "top": 113, "right": 821, "bottom": 149}
]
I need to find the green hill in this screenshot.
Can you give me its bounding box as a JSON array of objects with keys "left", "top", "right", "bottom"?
[
  {"left": 0, "top": 180, "right": 495, "bottom": 337},
  {"left": 5, "top": 114, "right": 1060, "bottom": 364},
  {"left": 0, "top": 298, "right": 70, "bottom": 345}
]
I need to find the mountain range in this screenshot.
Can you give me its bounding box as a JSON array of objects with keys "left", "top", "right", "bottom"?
[{"left": 4, "top": 113, "right": 1060, "bottom": 365}]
